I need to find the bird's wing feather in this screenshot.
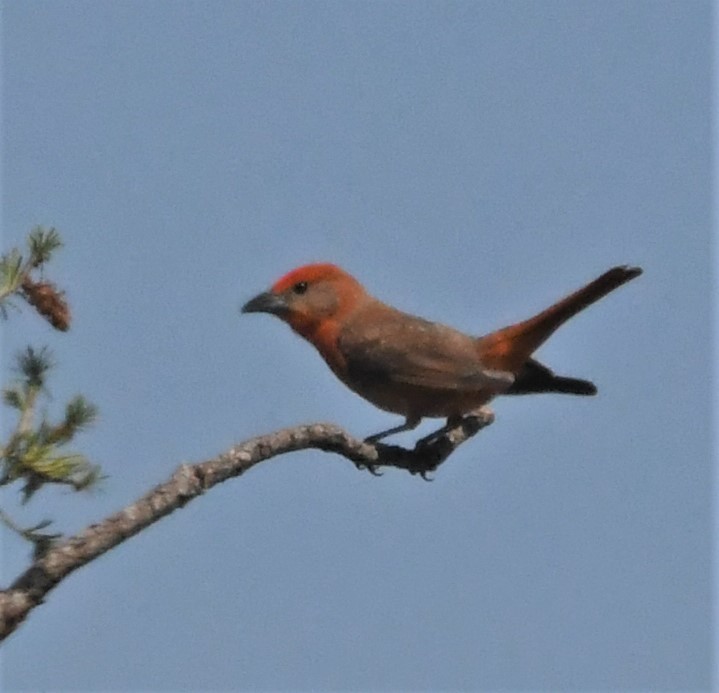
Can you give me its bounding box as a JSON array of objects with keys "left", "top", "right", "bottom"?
[{"left": 338, "top": 307, "right": 513, "bottom": 392}]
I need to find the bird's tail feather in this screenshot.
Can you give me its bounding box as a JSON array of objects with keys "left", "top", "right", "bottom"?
[{"left": 477, "top": 265, "right": 642, "bottom": 373}]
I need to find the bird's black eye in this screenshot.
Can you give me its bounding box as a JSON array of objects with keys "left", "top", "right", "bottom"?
[{"left": 292, "top": 281, "right": 308, "bottom": 295}]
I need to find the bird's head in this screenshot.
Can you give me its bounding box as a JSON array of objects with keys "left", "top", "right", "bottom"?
[{"left": 241, "top": 263, "right": 367, "bottom": 338}]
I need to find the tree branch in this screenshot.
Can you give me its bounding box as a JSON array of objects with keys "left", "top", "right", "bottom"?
[{"left": 0, "top": 408, "right": 493, "bottom": 641}]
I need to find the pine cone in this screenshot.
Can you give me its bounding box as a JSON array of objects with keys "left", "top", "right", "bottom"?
[{"left": 21, "top": 277, "right": 71, "bottom": 331}]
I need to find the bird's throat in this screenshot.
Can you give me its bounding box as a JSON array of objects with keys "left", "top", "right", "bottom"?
[{"left": 292, "top": 318, "right": 347, "bottom": 375}]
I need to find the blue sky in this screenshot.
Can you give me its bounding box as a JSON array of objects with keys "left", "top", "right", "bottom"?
[{"left": 1, "top": 2, "right": 713, "bottom": 690}]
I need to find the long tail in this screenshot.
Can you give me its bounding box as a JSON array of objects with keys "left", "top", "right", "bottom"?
[{"left": 477, "top": 265, "right": 642, "bottom": 373}]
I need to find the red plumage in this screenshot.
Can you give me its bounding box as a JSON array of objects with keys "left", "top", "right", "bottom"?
[{"left": 243, "top": 263, "right": 642, "bottom": 442}]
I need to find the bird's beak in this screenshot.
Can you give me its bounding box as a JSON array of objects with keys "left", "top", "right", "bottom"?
[{"left": 241, "top": 291, "right": 288, "bottom": 316}]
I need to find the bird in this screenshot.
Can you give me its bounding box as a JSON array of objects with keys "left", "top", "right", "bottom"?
[{"left": 242, "top": 263, "right": 642, "bottom": 443}]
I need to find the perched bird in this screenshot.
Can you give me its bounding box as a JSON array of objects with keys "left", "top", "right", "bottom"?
[{"left": 242, "top": 263, "right": 642, "bottom": 443}]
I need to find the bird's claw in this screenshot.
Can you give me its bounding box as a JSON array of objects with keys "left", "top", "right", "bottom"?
[
  {"left": 355, "top": 461, "right": 383, "bottom": 476},
  {"left": 407, "top": 461, "right": 436, "bottom": 480}
]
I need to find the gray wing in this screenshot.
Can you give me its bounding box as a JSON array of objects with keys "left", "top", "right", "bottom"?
[{"left": 338, "top": 307, "right": 513, "bottom": 392}]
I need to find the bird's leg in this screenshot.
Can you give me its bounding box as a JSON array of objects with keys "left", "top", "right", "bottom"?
[
  {"left": 365, "top": 416, "right": 421, "bottom": 444},
  {"left": 414, "top": 415, "right": 464, "bottom": 448},
  {"left": 415, "top": 408, "right": 494, "bottom": 448}
]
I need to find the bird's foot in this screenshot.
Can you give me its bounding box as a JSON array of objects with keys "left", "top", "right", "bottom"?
[
  {"left": 411, "top": 464, "right": 436, "bottom": 481},
  {"left": 354, "top": 460, "right": 383, "bottom": 476}
]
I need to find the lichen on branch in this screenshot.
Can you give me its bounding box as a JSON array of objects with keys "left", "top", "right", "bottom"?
[{"left": 0, "top": 411, "right": 493, "bottom": 641}]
